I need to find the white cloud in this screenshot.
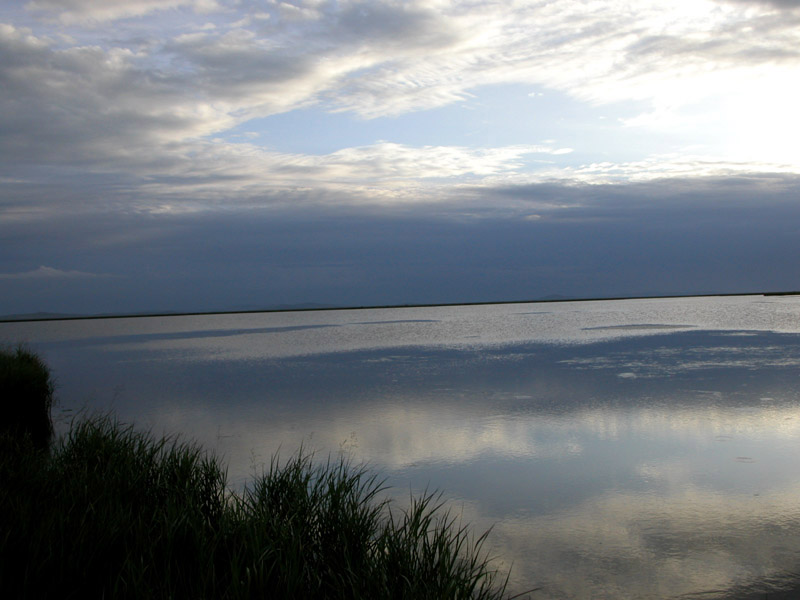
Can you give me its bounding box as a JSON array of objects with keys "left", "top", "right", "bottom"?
[
  {"left": 562, "top": 155, "right": 800, "bottom": 183},
  {"left": 119, "top": 140, "right": 579, "bottom": 209},
  {"left": 269, "top": 142, "right": 567, "bottom": 180},
  {"left": 475, "top": 154, "right": 800, "bottom": 189},
  {"left": 2, "top": 1, "right": 800, "bottom": 211},
  {"left": 0, "top": 266, "right": 113, "bottom": 279},
  {"left": 10, "top": 1, "right": 800, "bottom": 130},
  {"left": 301, "top": 0, "right": 800, "bottom": 118}
]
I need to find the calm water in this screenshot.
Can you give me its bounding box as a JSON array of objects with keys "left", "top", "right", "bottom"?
[{"left": 4, "top": 295, "right": 800, "bottom": 598}]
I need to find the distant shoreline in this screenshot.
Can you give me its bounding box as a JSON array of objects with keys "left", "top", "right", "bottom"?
[{"left": 2, "top": 290, "right": 799, "bottom": 324}]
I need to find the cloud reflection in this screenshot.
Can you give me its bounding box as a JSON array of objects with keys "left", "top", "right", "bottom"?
[
  {"left": 149, "top": 397, "right": 800, "bottom": 481},
  {"left": 143, "top": 393, "right": 800, "bottom": 599},
  {"left": 488, "top": 482, "right": 800, "bottom": 599}
]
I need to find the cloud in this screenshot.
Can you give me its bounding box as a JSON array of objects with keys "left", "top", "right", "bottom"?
[
  {"left": 5, "top": 0, "right": 800, "bottom": 160},
  {"left": 478, "top": 172, "right": 800, "bottom": 215},
  {"left": 0, "top": 24, "right": 234, "bottom": 170},
  {"left": 25, "top": 0, "right": 220, "bottom": 24},
  {"left": 2, "top": 1, "right": 800, "bottom": 314},
  {"left": 0, "top": 1, "right": 797, "bottom": 214},
  {"left": 296, "top": 0, "right": 800, "bottom": 118},
  {"left": 3, "top": 20, "right": 564, "bottom": 188},
  {"left": 257, "top": 142, "right": 568, "bottom": 181},
  {"left": 718, "top": 0, "right": 800, "bottom": 8},
  {"left": 3, "top": 173, "right": 800, "bottom": 316},
  {"left": 533, "top": 156, "right": 800, "bottom": 185},
  {"left": 0, "top": 266, "right": 113, "bottom": 280}
]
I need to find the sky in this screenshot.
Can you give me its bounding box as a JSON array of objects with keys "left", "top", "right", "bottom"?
[{"left": 2, "top": 0, "right": 800, "bottom": 315}]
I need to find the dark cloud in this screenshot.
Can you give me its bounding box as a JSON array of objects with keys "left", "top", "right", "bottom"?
[
  {"left": 482, "top": 174, "right": 800, "bottom": 214},
  {"left": 25, "top": 0, "right": 208, "bottom": 24},
  {"left": 331, "top": 2, "right": 459, "bottom": 50},
  {"left": 2, "top": 176, "right": 800, "bottom": 315},
  {"left": 165, "top": 31, "right": 318, "bottom": 103},
  {"left": 162, "top": 2, "right": 465, "bottom": 118},
  {"left": 0, "top": 25, "right": 209, "bottom": 170}
]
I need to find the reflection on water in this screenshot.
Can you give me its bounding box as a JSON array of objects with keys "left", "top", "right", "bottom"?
[{"left": 3, "top": 296, "right": 800, "bottom": 598}]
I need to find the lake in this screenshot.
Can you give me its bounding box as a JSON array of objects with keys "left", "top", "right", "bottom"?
[{"left": 3, "top": 294, "right": 800, "bottom": 599}]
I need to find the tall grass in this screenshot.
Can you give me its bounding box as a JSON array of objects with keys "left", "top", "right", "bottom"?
[
  {"left": 0, "top": 345, "right": 54, "bottom": 450},
  {"left": 0, "top": 347, "right": 511, "bottom": 598}
]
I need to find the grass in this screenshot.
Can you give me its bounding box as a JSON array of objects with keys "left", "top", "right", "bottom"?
[
  {"left": 0, "top": 348, "right": 511, "bottom": 599},
  {"left": 0, "top": 345, "right": 54, "bottom": 450}
]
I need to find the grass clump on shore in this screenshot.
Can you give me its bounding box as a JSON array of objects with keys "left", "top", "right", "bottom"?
[
  {"left": 0, "top": 345, "right": 54, "bottom": 451},
  {"left": 0, "top": 348, "right": 509, "bottom": 599}
]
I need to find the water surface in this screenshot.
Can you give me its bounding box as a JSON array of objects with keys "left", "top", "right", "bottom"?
[{"left": 3, "top": 295, "right": 800, "bottom": 598}]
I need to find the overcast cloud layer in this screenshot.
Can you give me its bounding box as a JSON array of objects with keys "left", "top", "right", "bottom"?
[{"left": 2, "top": 0, "right": 800, "bottom": 314}]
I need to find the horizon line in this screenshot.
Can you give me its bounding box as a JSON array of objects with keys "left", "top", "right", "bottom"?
[{"left": 2, "top": 290, "right": 799, "bottom": 324}]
